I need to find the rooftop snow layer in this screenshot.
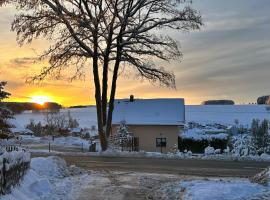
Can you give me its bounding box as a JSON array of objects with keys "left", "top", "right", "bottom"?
[{"left": 112, "top": 98, "right": 185, "bottom": 125}]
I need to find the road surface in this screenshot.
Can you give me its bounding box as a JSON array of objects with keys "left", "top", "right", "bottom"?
[{"left": 31, "top": 153, "right": 270, "bottom": 178}]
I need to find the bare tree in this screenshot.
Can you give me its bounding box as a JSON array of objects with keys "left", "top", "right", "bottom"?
[{"left": 1, "top": 0, "right": 202, "bottom": 151}]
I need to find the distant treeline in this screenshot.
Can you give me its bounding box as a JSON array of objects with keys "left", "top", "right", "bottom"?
[
  {"left": 202, "top": 100, "right": 235, "bottom": 105},
  {"left": 69, "top": 105, "right": 90, "bottom": 108},
  {"left": 1, "top": 102, "right": 62, "bottom": 114},
  {"left": 257, "top": 96, "right": 270, "bottom": 105}
]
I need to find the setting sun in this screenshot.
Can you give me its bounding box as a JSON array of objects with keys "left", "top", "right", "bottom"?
[{"left": 31, "top": 95, "right": 51, "bottom": 105}]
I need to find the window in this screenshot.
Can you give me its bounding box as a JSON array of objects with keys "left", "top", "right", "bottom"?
[{"left": 156, "top": 138, "right": 167, "bottom": 147}]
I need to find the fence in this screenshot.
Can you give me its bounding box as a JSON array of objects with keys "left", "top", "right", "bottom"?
[{"left": 0, "top": 146, "right": 30, "bottom": 195}]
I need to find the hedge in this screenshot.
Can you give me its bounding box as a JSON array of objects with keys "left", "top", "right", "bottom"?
[{"left": 178, "top": 137, "right": 228, "bottom": 153}]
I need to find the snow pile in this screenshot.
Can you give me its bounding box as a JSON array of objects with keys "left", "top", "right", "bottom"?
[
  {"left": 0, "top": 150, "right": 30, "bottom": 170},
  {"left": 31, "top": 157, "right": 69, "bottom": 179},
  {"left": 1, "top": 156, "right": 92, "bottom": 200},
  {"left": 181, "top": 128, "right": 228, "bottom": 141},
  {"left": 180, "top": 179, "right": 268, "bottom": 200},
  {"left": 260, "top": 153, "right": 270, "bottom": 160},
  {"left": 204, "top": 146, "right": 215, "bottom": 155}
]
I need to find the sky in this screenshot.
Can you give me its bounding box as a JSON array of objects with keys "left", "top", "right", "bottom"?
[{"left": 0, "top": 0, "right": 270, "bottom": 106}]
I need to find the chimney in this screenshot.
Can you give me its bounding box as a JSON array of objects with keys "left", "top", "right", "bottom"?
[{"left": 130, "top": 95, "right": 134, "bottom": 102}]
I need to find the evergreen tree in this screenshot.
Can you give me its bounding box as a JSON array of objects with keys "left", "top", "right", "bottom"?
[
  {"left": 0, "top": 82, "right": 13, "bottom": 134},
  {"left": 110, "top": 121, "right": 132, "bottom": 150}
]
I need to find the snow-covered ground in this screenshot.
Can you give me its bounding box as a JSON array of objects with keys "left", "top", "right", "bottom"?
[
  {"left": 186, "top": 105, "right": 270, "bottom": 126},
  {"left": 20, "top": 135, "right": 90, "bottom": 149},
  {"left": 1, "top": 156, "right": 269, "bottom": 200},
  {"left": 179, "top": 178, "right": 269, "bottom": 200},
  {"left": 10, "top": 108, "right": 98, "bottom": 130},
  {"left": 11, "top": 105, "right": 270, "bottom": 129},
  {"left": 1, "top": 156, "right": 94, "bottom": 200},
  {"left": 11, "top": 135, "right": 92, "bottom": 153}
]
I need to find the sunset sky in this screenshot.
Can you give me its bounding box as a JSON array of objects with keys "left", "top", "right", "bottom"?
[{"left": 0, "top": 0, "right": 270, "bottom": 106}]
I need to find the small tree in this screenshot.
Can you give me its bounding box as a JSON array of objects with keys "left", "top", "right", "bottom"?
[
  {"left": 67, "top": 111, "right": 79, "bottom": 129},
  {"left": 251, "top": 119, "right": 270, "bottom": 154},
  {"left": 111, "top": 120, "right": 132, "bottom": 150},
  {"left": 26, "top": 119, "right": 43, "bottom": 136},
  {"left": 0, "top": 82, "right": 13, "bottom": 134}
]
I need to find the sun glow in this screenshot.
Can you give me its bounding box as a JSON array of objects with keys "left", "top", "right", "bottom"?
[{"left": 31, "top": 95, "right": 51, "bottom": 105}]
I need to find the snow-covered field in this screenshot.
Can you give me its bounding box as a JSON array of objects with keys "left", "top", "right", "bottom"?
[
  {"left": 2, "top": 156, "right": 269, "bottom": 200},
  {"left": 11, "top": 107, "right": 98, "bottom": 130},
  {"left": 186, "top": 105, "right": 270, "bottom": 126},
  {"left": 11, "top": 105, "right": 270, "bottom": 129}
]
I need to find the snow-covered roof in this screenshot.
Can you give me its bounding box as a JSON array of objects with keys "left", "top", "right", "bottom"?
[
  {"left": 10, "top": 128, "right": 33, "bottom": 134},
  {"left": 69, "top": 128, "right": 82, "bottom": 133},
  {"left": 112, "top": 98, "right": 185, "bottom": 126}
]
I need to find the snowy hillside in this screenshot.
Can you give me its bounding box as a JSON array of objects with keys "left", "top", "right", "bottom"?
[
  {"left": 11, "top": 108, "right": 98, "bottom": 129},
  {"left": 186, "top": 105, "right": 270, "bottom": 126},
  {"left": 11, "top": 105, "right": 270, "bottom": 129}
]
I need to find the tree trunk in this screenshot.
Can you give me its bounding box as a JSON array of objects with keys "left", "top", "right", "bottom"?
[
  {"left": 93, "top": 30, "right": 107, "bottom": 151},
  {"left": 105, "top": 41, "right": 123, "bottom": 138},
  {"left": 105, "top": 59, "right": 121, "bottom": 138}
]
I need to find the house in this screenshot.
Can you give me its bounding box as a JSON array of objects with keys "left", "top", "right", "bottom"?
[
  {"left": 69, "top": 127, "right": 83, "bottom": 136},
  {"left": 111, "top": 96, "right": 185, "bottom": 153}
]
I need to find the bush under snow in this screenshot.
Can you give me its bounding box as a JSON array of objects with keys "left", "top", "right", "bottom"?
[
  {"left": 0, "top": 149, "right": 30, "bottom": 170},
  {"left": 204, "top": 146, "right": 215, "bottom": 155}
]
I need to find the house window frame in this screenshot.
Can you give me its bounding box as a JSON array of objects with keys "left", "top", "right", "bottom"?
[{"left": 156, "top": 137, "right": 167, "bottom": 147}]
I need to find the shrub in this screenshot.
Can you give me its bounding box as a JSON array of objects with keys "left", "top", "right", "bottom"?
[
  {"left": 178, "top": 137, "right": 228, "bottom": 154},
  {"left": 25, "top": 119, "right": 43, "bottom": 136},
  {"left": 251, "top": 119, "right": 270, "bottom": 155}
]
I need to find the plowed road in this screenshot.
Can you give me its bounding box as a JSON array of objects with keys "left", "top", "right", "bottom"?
[{"left": 32, "top": 153, "right": 270, "bottom": 178}]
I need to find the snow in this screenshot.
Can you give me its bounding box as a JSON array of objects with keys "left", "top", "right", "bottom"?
[
  {"left": 10, "top": 107, "right": 97, "bottom": 130},
  {"left": 181, "top": 128, "right": 228, "bottom": 141},
  {"left": 0, "top": 155, "right": 269, "bottom": 200},
  {"left": 0, "top": 150, "right": 30, "bottom": 170},
  {"left": 186, "top": 105, "right": 270, "bottom": 126},
  {"left": 31, "top": 157, "right": 69, "bottom": 178},
  {"left": 52, "top": 136, "right": 90, "bottom": 149},
  {"left": 180, "top": 179, "right": 268, "bottom": 200},
  {"left": 112, "top": 98, "right": 185, "bottom": 125},
  {"left": 204, "top": 146, "right": 215, "bottom": 155},
  {"left": 10, "top": 128, "right": 33, "bottom": 135},
  {"left": 1, "top": 156, "right": 93, "bottom": 200},
  {"left": 69, "top": 128, "right": 82, "bottom": 133},
  {"left": 17, "top": 136, "right": 91, "bottom": 150},
  {"left": 10, "top": 105, "right": 270, "bottom": 130}
]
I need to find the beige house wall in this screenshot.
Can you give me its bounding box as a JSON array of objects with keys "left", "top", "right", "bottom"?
[{"left": 112, "top": 125, "right": 183, "bottom": 153}]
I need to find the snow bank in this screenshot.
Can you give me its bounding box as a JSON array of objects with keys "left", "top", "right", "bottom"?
[
  {"left": 1, "top": 156, "right": 92, "bottom": 200},
  {"left": 180, "top": 179, "right": 267, "bottom": 200},
  {"left": 31, "top": 157, "right": 69, "bottom": 179},
  {"left": 204, "top": 146, "right": 215, "bottom": 155}
]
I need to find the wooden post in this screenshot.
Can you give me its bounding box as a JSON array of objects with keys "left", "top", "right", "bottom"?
[{"left": 49, "top": 142, "right": 51, "bottom": 152}]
